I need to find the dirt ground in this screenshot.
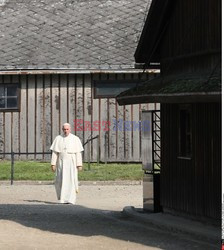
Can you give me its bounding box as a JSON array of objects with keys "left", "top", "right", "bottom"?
[{"left": 0, "top": 182, "right": 215, "bottom": 250}]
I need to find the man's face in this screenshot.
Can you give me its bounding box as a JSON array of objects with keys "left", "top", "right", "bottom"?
[{"left": 62, "top": 125, "right": 71, "bottom": 136}]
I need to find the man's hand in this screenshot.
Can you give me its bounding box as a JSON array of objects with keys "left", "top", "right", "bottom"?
[
  {"left": 51, "top": 165, "right": 56, "bottom": 172},
  {"left": 77, "top": 166, "right": 83, "bottom": 171}
]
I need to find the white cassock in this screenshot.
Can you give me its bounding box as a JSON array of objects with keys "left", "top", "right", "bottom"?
[{"left": 50, "top": 133, "right": 84, "bottom": 204}]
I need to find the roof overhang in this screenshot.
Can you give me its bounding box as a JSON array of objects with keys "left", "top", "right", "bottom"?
[
  {"left": 117, "top": 92, "right": 221, "bottom": 105},
  {"left": 134, "top": 0, "right": 174, "bottom": 64},
  {"left": 0, "top": 69, "right": 159, "bottom": 75},
  {"left": 116, "top": 73, "right": 221, "bottom": 105}
]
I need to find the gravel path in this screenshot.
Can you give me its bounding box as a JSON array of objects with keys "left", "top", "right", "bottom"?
[{"left": 0, "top": 183, "right": 215, "bottom": 250}]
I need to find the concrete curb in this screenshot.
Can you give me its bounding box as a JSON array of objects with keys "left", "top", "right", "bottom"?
[
  {"left": 0, "top": 180, "right": 142, "bottom": 186},
  {"left": 79, "top": 180, "right": 142, "bottom": 186},
  {"left": 0, "top": 180, "right": 54, "bottom": 185},
  {"left": 122, "top": 206, "right": 219, "bottom": 245}
]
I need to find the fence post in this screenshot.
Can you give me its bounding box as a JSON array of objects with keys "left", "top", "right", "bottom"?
[
  {"left": 97, "top": 135, "right": 100, "bottom": 164},
  {"left": 104, "top": 132, "right": 108, "bottom": 164},
  {"left": 87, "top": 140, "right": 91, "bottom": 171},
  {"left": 11, "top": 151, "right": 14, "bottom": 185}
]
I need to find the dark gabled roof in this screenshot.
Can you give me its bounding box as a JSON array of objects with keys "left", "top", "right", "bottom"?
[
  {"left": 118, "top": 0, "right": 221, "bottom": 105},
  {"left": 116, "top": 72, "right": 221, "bottom": 104},
  {"left": 134, "top": 0, "right": 174, "bottom": 64},
  {"left": 0, "top": 0, "right": 150, "bottom": 71}
]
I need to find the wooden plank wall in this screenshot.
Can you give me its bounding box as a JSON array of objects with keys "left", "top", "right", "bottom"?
[
  {"left": 161, "top": 103, "right": 221, "bottom": 221},
  {"left": 161, "top": 0, "right": 221, "bottom": 58},
  {"left": 0, "top": 72, "right": 157, "bottom": 162},
  {"left": 160, "top": 0, "right": 221, "bottom": 74}
]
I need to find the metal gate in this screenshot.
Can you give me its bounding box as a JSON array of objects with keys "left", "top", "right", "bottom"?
[
  {"left": 142, "top": 110, "right": 161, "bottom": 174},
  {"left": 142, "top": 110, "right": 162, "bottom": 212}
]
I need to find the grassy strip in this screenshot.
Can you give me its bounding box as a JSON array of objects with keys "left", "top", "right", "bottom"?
[{"left": 0, "top": 161, "right": 143, "bottom": 181}]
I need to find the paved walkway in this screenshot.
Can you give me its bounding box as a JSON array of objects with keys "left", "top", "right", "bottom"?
[{"left": 123, "top": 206, "right": 220, "bottom": 245}]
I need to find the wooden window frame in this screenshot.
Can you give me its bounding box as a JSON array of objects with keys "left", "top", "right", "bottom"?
[
  {"left": 178, "top": 104, "right": 192, "bottom": 159},
  {"left": 0, "top": 83, "right": 21, "bottom": 112},
  {"left": 93, "top": 80, "right": 143, "bottom": 99}
]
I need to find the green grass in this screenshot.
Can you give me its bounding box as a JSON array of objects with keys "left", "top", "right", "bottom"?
[{"left": 0, "top": 161, "right": 143, "bottom": 181}]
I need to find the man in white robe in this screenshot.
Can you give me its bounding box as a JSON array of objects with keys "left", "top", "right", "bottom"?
[{"left": 50, "top": 123, "right": 84, "bottom": 204}]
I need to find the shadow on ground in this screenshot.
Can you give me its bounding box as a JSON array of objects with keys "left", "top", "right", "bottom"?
[{"left": 0, "top": 203, "right": 215, "bottom": 250}]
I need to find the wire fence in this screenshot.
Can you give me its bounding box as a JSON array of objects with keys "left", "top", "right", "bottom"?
[{"left": 0, "top": 135, "right": 99, "bottom": 185}]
